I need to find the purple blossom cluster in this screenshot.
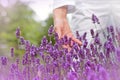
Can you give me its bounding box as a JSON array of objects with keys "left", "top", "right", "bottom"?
[{"left": 0, "top": 14, "right": 120, "bottom": 80}]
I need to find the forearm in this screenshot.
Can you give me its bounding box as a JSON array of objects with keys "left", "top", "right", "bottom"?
[{"left": 53, "top": 6, "right": 68, "bottom": 26}]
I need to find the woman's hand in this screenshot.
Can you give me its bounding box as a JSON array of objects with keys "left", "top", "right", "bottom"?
[{"left": 53, "top": 6, "right": 82, "bottom": 49}]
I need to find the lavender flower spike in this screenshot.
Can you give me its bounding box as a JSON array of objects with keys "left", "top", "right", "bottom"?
[
  {"left": 92, "top": 14, "right": 100, "bottom": 24},
  {"left": 16, "top": 27, "right": 21, "bottom": 38},
  {"left": 10, "top": 47, "right": 14, "bottom": 57},
  {"left": 48, "top": 25, "right": 54, "bottom": 36}
]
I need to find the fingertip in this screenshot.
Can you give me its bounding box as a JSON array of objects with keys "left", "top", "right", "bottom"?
[{"left": 72, "top": 37, "right": 82, "bottom": 46}]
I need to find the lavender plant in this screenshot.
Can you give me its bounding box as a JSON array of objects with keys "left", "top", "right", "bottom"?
[{"left": 0, "top": 15, "right": 120, "bottom": 80}]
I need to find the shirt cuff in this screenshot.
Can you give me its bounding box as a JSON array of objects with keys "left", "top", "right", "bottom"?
[{"left": 53, "top": 0, "right": 75, "bottom": 14}]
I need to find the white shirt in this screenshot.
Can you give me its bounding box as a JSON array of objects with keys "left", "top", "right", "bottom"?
[
  {"left": 53, "top": 0, "right": 75, "bottom": 13},
  {"left": 53, "top": 0, "right": 120, "bottom": 41}
]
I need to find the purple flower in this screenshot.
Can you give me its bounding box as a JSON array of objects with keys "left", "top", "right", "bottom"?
[
  {"left": 87, "top": 71, "right": 98, "bottom": 80},
  {"left": 16, "top": 58, "right": 20, "bottom": 64},
  {"left": 51, "top": 74, "right": 59, "bottom": 80},
  {"left": 107, "top": 26, "right": 110, "bottom": 34},
  {"left": 115, "top": 47, "right": 120, "bottom": 61},
  {"left": 67, "top": 71, "right": 78, "bottom": 80},
  {"left": 1, "top": 16, "right": 120, "bottom": 80},
  {"left": 79, "top": 49, "right": 85, "bottom": 59},
  {"left": 99, "top": 52, "right": 105, "bottom": 60},
  {"left": 94, "top": 37, "right": 100, "bottom": 44},
  {"left": 45, "top": 55, "right": 50, "bottom": 63},
  {"left": 92, "top": 14, "right": 100, "bottom": 24},
  {"left": 54, "top": 43, "right": 59, "bottom": 50},
  {"left": 16, "top": 27, "right": 20, "bottom": 38},
  {"left": 79, "top": 36, "right": 82, "bottom": 41},
  {"left": 20, "top": 36, "right": 25, "bottom": 45},
  {"left": 41, "top": 36, "right": 48, "bottom": 46},
  {"left": 85, "top": 48, "right": 91, "bottom": 59},
  {"left": 90, "top": 43, "right": 94, "bottom": 51},
  {"left": 63, "top": 35, "right": 69, "bottom": 45},
  {"left": 10, "top": 63, "right": 18, "bottom": 72},
  {"left": 82, "top": 32, "right": 87, "bottom": 40},
  {"left": 32, "top": 76, "right": 39, "bottom": 80},
  {"left": 109, "top": 25, "right": 114, "bottom": 33},
  {"left": 98, "top": 66, "right": 110, "bottom": 80},
  {"left": 90, "top": 29, "right": 94, "bottom": 38},
  {"left": 73, "top": 43, "right": 79, "bottom": 52},
  {"left": 1, "top": 56, "right": 7, "bottom": 65},
  {"left": 63, "top": 48, "right": 69, "bottom": 54},
  {"left": 10, "top": 47, "right": 14, "bottom": 57},
  {"left": 95, "top": 32, "right": 99, "bottom": 37},
  {"left": 83, "top": 40, "right": 88, "bottom": 48},
  {"left": 30, "top": 45, "right": 36, "bottom": 56},
  {"left": 76, "top": 31, "right": 80, "bottom": 39},
  {"left": 25, "top": 40, "right": 31, "bottom": 52},
  {"left": 48, "top": 25, "right": 54, "bottom": 36},
  {"left": 66, "top": 53, "right": 72, "bottom": 63},
  {"left": 85, "top": 61, "right": 95, "bottom": 71},
  {"left": 54, "top": 32, "right": 59, "bottom": 42},
  {"left": 68, "top": 37, "right": 72, "bottom": 46}
]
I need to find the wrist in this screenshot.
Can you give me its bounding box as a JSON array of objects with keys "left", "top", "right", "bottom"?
[{"left": 54, "top": 18, "right": 67, "bottom": 26}]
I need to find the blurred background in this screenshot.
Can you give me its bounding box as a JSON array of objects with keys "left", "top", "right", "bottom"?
[{"left": 0, "top": 0, "right": 54, "bottom": 57}]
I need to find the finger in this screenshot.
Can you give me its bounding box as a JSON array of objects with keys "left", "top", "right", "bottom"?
[
  {"left": 72, "top": 37, "right": 82, "bottom": 46},
  {"left": 62, "top": 45, "right": 69, "bottom": 49},
  {"left": 62, "top": 45, "right": 71, "bottom": 51},
  {"left": 66, "top": 33, "right": 82, "bottom": 46},
  {"left": 70, "top": 40, "right": 74, "bottom": 47}
]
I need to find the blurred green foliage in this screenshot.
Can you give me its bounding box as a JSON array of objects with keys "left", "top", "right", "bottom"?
[{"left": 0, "top": 0, "right": 53, "bottom": 56}]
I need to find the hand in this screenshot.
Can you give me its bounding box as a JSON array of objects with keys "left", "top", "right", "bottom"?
[
  {"left": 54, "top": 18, "right": 82, "bottom": 48},
  {"left": 53, "top": 6, "right": 82, "bottom": 49}
]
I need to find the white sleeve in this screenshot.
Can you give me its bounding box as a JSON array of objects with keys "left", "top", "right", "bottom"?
[{"left": 53, "top": 0, "right": 75, "bottom": 14}]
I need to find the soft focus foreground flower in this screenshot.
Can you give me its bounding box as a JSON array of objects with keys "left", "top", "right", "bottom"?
[
  {"left": 67, "top": 71, "right": 78, "bottom": 80},
  {"left": 115, "top": 47, "right": 120, "bottom": 61}
]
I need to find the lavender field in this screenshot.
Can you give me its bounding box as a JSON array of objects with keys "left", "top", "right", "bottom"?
[{"left": 0, "top": 14, "right": 120, "bottom": 80}]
